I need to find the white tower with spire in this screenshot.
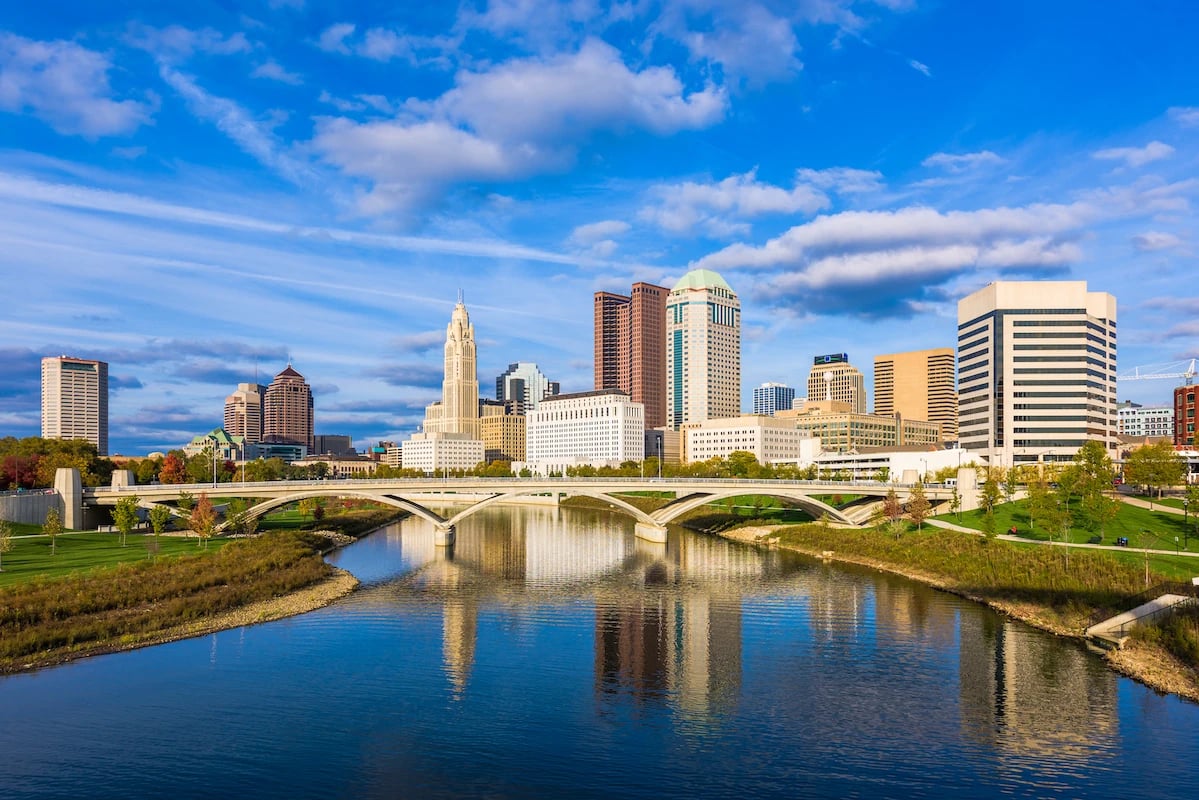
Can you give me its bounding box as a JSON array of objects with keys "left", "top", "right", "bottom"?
[{"left": 424, "top": 294, "right": 481, "bottom": 439}]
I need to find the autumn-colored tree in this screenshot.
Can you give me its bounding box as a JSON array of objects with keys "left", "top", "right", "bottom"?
[
  {"left": 112, "top": 495, "right": 141, "bottom": 547},
  {"left": 907, "top": 483, "right": 932, "bottom": 531},
  {"left": 0, "top": 519, "right": 13, "bottom": 571},
  {"left": 312, "top": 501, "right": 325, "bottom": 523},
  {"left": 189, "top": 493, "right": 216, "bottom": 549},
  {"left": 881, "top": 488, "right": 905, "bottom": 539},
  {"left": 159, "top": 453, "right": 188, "bottom": 485},
  {"left": 43, "top": 506, "right": 63, "bottom": 555}
]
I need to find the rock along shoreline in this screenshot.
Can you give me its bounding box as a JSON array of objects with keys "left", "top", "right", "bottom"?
[{"left": 718, "top": 524, "right": 1199, "bottom": 705}]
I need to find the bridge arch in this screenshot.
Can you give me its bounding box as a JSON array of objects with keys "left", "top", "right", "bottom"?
[
  {"left": 237, "top": 490, "right": 449, "bottom": 530},
  {"left": 651, "top": 489, "right": 852, "bottom": 526},
  {"left": 443, "top": 488, "right": 659, "bottom": 529}
]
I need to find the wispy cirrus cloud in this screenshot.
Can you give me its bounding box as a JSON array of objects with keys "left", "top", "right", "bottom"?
[
  {"left": 922, "top": 150, "right": 1005, "bottom": 172},
  {"left": 1131, "top": 231, "right": 1185, "bottom": 252}
]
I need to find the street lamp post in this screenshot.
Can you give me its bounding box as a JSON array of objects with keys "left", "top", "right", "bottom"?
[
  {"left": 209, "top": 435, "right": 218, "bottom": 488},
  {"left": 657, "top": 438, "right": 663, "bottom": 480},
  {"left": 1185, "top": 498, "right": 1191, "bottom": 548}
]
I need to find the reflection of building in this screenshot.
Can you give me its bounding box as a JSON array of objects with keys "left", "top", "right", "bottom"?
[
  {"left": 807, "top": 354, "right": 866, "bottom": 414},
  {"left": 264, "top": 364, "right": 314, "bottom": 451},
  {"left": 958, "top": 281, "right": 1117, "bottom": 467},
  {"left": 442, "top": 597, "right": 478, "bottom": 697},
  {"left": 667, "top": 269, "right": 740, "bottom": 429},
  {"left": 873, "top": 348, "right": 957, "bottom": 440},
  {"left": 41, "top": 355, "right": 108, "bottom": 455},
  {"left": 958, "top": 613, "right": 1116, "bottom": 760}
]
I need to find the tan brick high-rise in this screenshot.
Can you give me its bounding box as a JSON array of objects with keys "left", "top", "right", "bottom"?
[
  {"left": 594, "top": 282, "right": 667, "bottom": 429},
  {"left": 873, "top": 348, "right": 957, "bottom": 440},
  {"left": 264, "top": 364, "right": 314, "bottom": 451},
  {"left": 41, "top": 356, "right": 108, "bottom": 455}
]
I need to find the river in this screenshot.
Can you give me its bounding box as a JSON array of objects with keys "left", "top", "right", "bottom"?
[{"left": 2, "top": 505, "right": 1197, "bottom": 799}]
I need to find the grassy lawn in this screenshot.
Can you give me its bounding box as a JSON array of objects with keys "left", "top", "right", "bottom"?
[
  {"left": 936, "top": 499, "right": 1199, "bottom": 552},
  {"left": 1002, "top": 539, "right": 1199, "bottom": 583},
  {"left": 1131, "top": 495, "right": 1186, "bottom": 510},
  {"left": 0, "top": 532, "right": 230, "bottom": 587}
]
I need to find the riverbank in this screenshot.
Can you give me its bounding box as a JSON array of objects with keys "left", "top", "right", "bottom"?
[
  {"left": 716, "top": 523, "right": 1199, "bottom": 704},
  {"left": 0, "top": 526, "right": 378, "bottom": 676}
]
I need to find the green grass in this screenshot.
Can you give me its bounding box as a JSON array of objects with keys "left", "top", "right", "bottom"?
[
  {"left": 937, "top": 499, "right": 1199, "bottom": 551},
  {"left": 0, "top": 532, "right": 230, "bottom": 587},
  {"left": 1131, "top": 495, "right": 1185, "bottom": 510}
]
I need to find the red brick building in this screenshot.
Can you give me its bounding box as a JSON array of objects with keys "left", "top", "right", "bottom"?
[{"left": 1175, "top": 384, "right": 1196, "bottom": 447}]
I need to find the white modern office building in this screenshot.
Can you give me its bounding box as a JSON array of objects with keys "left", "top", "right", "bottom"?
[
  {"left": 957, "top": 281, "right": 1117, "bottom": 468},
  {"left": 1117, "top": 402, "right": 1173, "bottom": 439},
  {"left": 682, "top": 415, "right": 820, "bottom": 466},
  {"left": 41, "top": 355, "right": 108, "bottom": 455},
  {"left": 401, "top": 432, "right": 485, "bottom": 474},
  {"left": 525, "top": 390, "right": 644, "bottom": 474},
  {"left": 752, "top": 382, "right": 795, "bottom": 416},
  {"left": 495, "top": 361, "right": 559, "bottom": 413},
  {"left": 666, "top": 269, "right": 741, "bottom": 429}
]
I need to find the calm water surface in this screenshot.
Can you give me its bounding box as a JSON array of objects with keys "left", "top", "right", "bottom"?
[{"left": 3, "top": 506, "right": 1198, "bottom": 799}]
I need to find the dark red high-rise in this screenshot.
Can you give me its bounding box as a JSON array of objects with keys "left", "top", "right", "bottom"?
[{"left": 593, "top": 282, "right": 667, "bottom": 429}]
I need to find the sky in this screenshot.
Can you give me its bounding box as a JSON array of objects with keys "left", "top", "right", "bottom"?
[{"left": 0, "top": 0, "right": 1197, "bottom": 456}]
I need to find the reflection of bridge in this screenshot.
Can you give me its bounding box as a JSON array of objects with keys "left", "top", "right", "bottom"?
[{"left": 74, "top": 470, "right": 970, "bottom": 545}]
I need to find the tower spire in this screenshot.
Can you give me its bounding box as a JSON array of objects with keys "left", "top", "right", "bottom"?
[{"left": 458, "top": 288, "right": 463, "bottom": 304}]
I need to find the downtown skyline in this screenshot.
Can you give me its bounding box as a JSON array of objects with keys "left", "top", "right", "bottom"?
[{"left": 1, "top": 1, "right": 1197, "bottom": 455}]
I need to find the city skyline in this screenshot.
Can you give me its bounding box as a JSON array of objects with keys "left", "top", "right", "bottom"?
[{"left": 1, "top": 2, "right": 1197, "bottom": 454}]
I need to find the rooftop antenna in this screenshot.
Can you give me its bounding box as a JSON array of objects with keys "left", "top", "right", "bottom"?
[{"left": 458, "top": 288, "right": 464, "bottom": 304}]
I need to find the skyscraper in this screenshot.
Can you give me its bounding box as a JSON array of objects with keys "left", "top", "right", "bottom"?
[
  {"left": 424, "top": 297, "right": 481, "bottom": 439},
  {"left": 41, "top": 356, "right": 108, "bottom": 455},
  {"left": 873, "top": 348, "right": 958, "bottom": 440},
  {"left": 666, "top": 269, "right": 740, "bottom": 429},
  {"left": 224, "top": 382, "right": 265, "bottom": 444},
  {"left": 496, "top": 362, "right": 559, "bottom": 414},
  {"left": 806, "top": 354, "right": 866, "bottom": 414},
  {"left": 264, "top": 364, "right": 314, "bottom": 451},
  {"left": 594, "top": 282, "right": 668, "bottom": 429},
  {"left": 957, "top": 281, "right": 1117, "bottom": 467},
  {"left": 752, "top": 382, "right": 795, "bottom": 416}
]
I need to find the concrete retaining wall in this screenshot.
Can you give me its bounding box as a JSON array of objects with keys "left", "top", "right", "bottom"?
[{"left": 0, "top": 490, "right": 64, "bottom": 526}]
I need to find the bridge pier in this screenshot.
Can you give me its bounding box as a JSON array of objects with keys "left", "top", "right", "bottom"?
[
  {"left": 434, "top": 523, "right": 456, "bottom": 547},
  {"left": 634, "top": 522, "right": 668, "bottom": 544},
  {"left": 54, "top": 468, "right": 82, "bottom": 530}
]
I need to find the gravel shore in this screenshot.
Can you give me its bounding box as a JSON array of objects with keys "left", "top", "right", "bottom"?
[{"left": 721, "top": 524, "right": 1199, "bottom": 704}]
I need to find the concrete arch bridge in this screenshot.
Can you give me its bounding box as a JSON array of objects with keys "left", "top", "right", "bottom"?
[{"left": 78, "top": 473, "right": 969, "bottom": 546}]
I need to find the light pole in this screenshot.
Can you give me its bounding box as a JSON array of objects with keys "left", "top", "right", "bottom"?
[
  {"left": 1185, "top": 498, "right": 1191, "bottom": 548},
  {"left": 657, "top": 438, "right": 663, "bottom": 480},
  {"left": 209, "top": 435, "right": 218, "bottom": 488}
]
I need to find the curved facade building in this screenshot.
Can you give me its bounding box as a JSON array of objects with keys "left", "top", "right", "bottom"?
[{"left": 666, "top": 269, "right": 740, "bottom": 429}]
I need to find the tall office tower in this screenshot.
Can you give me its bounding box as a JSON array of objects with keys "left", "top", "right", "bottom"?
[
  {"left": 224, "top": 382, "right": 265, "bottom": 444},
  {"left": 264, "top": 364, "right": 314, "bottom": 451},
  {"left": 873, "top": 348, "right": 958, "bottom": 440},
  {"left": 752, "top": 382, "right": 795, "bottom": 416},
  {"left": 957, "top": 281, "right": 1117, "bottom": 467},
  {"left": 41, "top": 356, "right": 108, "bottom": 455},
  {"left": 594, "top": 283, "right": 668, "bottom": 429},
  {"left": 425, "top": 296, "right": 481, "bottom": 439},
  {"left": 496, "top": 362, "right": 559, "bottom": 414},
  {"left": 806, "top": 354, "right": 867, "bottom": 414},
  {"left": 666, "top": 269, "right": 741, "bottom": 429}
]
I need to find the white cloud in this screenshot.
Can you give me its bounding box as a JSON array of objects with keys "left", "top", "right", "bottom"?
[
  {"left": 922, "top": 150, "right": 1005, "bottom": 172},
  {"left": 318, "top": 90, "right": 365, "bottom": 113},
  {"left": 640, "top": 169, "right": 830, "bottom": 235},
  {"left": 795, "top": 166, "right": 884, "bottom": 194},
  {"left": 570, "top": 219, "right": 630, "bottom": 244},
  {"left": 158, "top": 66, "right": 310, "bottom": 184},
  {"left": 0, "top": 33, "right": 155, "bottom": 137},
  {"left": 251, "top": 59, "right": 302, "bottom": 85},
  {"left": 312, "top": 39, "right": 726, "bottom": 212},
  {"left": 1168, "top": 106, "right": 1199, "bottom": 127},
  {"left": 1131, "top": 231, "right": 1184, "bottom": 252},
  {"left": 316, "top": 23, "right": 356, "bottom": 54},
  {"left": 908, "top": 58, "right": 931, "bottom": 77},
  {"left": 678, "top": 4, "right": 802, "bottom": 82},
  {"left": 125, "top": 24, "right": 252, "bottom": 62},
  {"left": 1092, "top": 140, "right": 1175, "bottom": 168}
]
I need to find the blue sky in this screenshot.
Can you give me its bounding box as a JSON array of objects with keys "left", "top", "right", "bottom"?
[{"left": 1, "top": 0, "right": 1197, "bottom": 455}]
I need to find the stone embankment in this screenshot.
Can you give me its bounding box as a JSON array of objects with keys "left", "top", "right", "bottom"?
[{"left": 720, "top": 524, "right": 1199, "bottom": 704}]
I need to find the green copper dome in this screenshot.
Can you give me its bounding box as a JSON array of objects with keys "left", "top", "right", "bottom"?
[{"left": 672, "top": 268, "right": 733, "bottom": 292}]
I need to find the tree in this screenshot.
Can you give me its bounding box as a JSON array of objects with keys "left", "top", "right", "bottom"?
[
  {"left": 43, "top": 506, "right": 63, "bottom": 555},
  {"left": 0, "top": 519, "right": 13, "bottom": 571},
  {"left": 1025, "top": 475, "right": 1055, "bottom": 536},
  {"left": 177, "top": 491, "right": 195, "bottom": 513},
  {"left": 159, "top": 452, "right": 188, "bottom": 484},
  {"left": 881, "top": 488, "right": 905, "bottom": 539},
  {"left": 906, "top": 483, "right": 932, "bottom": 531},
  {"left": 980, "top": 471, "right": 1002, "bottom": 516},
  {"left": 297, "top": 498, "right": 316, "bottom": 518},
  {"left": 226, "top": 498, "right": 259, "bottom": 537},
  {"left": 1124, "top": 440, "right": 1186, "bottom": 501},
  {"left": 112, "top": 495, "right": 140, "bottom": 547},
  {"left": 189, "top": 493, "right": 216, "bottom": 549},
  {"left": 949, "top": 485, "right": 962, "bottom": 522},
  {"left": 148, "top": 504, "right": 172, "bottom": 552}
]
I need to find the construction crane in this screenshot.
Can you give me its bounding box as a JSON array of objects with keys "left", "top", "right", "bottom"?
[{"left": 1117, "top": 358, "right": 1198, "bottom": 385}]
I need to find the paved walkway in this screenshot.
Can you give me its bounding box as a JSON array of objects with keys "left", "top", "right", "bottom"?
[
  {"left": 1117, "top": 493, "right": 1186, "bottom": 515},
  {"left": 925, "top": 517, "right": 1199, "bottom": 558}
]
